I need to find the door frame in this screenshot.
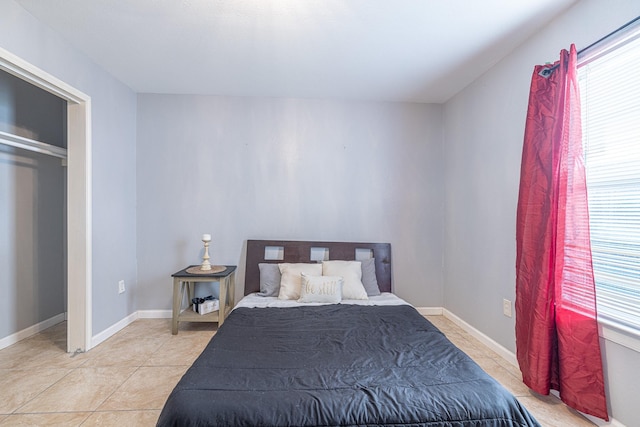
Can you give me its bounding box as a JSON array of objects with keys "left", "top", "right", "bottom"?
[{"left": 0, "top": 46, "right": 92, "bottom": 352}]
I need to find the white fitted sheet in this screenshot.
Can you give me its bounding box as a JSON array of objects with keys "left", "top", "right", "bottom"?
[{"left": 234, "top": 292, "right": 409, "bottom": 310}]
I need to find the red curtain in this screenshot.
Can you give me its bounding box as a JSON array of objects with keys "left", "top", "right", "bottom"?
[{"left": 515, "top": 45, "right": 608, "bottom": 421}]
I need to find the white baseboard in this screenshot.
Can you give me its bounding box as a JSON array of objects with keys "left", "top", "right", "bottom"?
[
  {"left": 90, "top": 311, "right": 138, "bottom": 348},
  {"left": 89, "top": 310, "right": 171, "bottom": 349},
  {"left": 584, "top": 412, "right": 626, "bottom": 427},
  {"left": 0, "top": 313, "right": 66, "bottom": 351},
  {"left": 414, "top": 306, "right": 518, "bottom": 367},
  {"left": 414, "top": 307, "right": 443, "bottom": 316},
  {"left": 546, "top": 390, "right": 625, "bottom": 427},
  {"left": 137, "top": 309, "right": 172, "bottom": 319},
  {"left": 442, "top": 309, "right": 519, "bottom": 367}
]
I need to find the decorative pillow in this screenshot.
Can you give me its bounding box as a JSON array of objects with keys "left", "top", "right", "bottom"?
[
  {"left": 258, "top": 263, "right": 281, "bottom": 297},
  {"left": 322, "top": 260, "right": 368, "bottom": 300},
  {"left": 360, "top": 258, "right": 381, "bottom": 296},
  {"left": 298, "top": 273, "right": 343, "bottom": 304},
  {"left": 278, "top": 263, "right": 323, "bottom": 300}
]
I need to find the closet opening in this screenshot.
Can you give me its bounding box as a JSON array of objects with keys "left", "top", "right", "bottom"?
[{"left": 0, "top": 46, "right": 91, "bottom": 353}]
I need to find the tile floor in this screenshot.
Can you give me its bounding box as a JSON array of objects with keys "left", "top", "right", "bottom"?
[
  {"left": 0, "top": 316, "right": 595, "bottom": 426},
  {"left": 424, "top": 316, "right": 596, "bottom": 427}
]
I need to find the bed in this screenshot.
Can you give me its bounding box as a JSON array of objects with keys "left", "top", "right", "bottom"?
[{"left": 157, "top": 239, "right": 540, "bottom": 426}]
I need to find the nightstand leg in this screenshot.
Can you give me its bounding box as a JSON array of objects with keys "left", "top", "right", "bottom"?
[
  {"left": 187, "top": 281, "right": 195, "bottom": 302},
  {"left": 172, "top": 278, "right": 181, "bottom": 334},
  {"left": 218, "top": 277, "right": 227, "bottom": 326},
  {"left": 229, "top": 271, "right": 236, "bottom": 309}
]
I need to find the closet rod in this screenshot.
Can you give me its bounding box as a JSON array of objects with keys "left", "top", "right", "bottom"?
[{"left": 0, "top": 130, "right": 67, "bottom": 160}]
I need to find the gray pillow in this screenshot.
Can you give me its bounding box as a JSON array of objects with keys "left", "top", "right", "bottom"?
[
  {"left": 361, "top": 258, "right": 381, "bottom": 296},
  {"left": 258, "top": 263, "right": 281, "bottom": 297}
]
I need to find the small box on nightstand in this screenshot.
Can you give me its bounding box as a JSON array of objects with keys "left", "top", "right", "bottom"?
[{"left": 192, "top": 297, "right": 219, "bottom": 315}]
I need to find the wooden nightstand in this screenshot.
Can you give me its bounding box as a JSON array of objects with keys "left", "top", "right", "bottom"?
[{"left": 170, "top": 265, "right": 236, "bottom": 334}]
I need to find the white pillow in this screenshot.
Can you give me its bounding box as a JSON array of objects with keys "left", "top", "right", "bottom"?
[
  {"left": 298, "top": 274, "right": 343, "bottom": 304},
  {"left": 277, "top": 263, "right": 323, "bottom": 300},
  {"left": 322, "top": 260, "right": 368, "bottom": 300},
  {"left": 360, "top": 258, "right": 381, "bottom": 296}
]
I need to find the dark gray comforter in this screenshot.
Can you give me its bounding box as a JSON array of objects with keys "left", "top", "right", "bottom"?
[{"left": 157, "top": 304, "right": 540, "bottom": 426}]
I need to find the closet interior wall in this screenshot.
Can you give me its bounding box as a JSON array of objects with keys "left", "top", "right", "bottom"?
[{"left": 0, "top": 69, "right": 66, "bottom": 343}]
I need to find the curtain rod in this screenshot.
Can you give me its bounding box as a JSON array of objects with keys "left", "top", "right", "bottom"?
[
  {"left": 540, "top": 15, "right": 640, "bottom": 76},
  {"left": 578, "top": 16, "right": 640, "bottom": 58}
]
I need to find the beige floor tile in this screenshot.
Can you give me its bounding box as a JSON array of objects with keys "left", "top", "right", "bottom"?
[
  {"left": 145, "top": 333, "right": 213, "bottom": 366},
  {"left": 471, "top": 357, "right": 532, "bottom": 397},
  {"left": 425, "top": 315, "right": 465, "bottom": 335},
  {"left": 445, "top": 333, "right": 500, "bottom": 360},
  {"left": 98, "top": 366, "right": 188, "bottom": 411},
  {"left": 81, "top": 410, "right": 160, "bottom": 426},
  {"left": 24, "top": 323, "right": 67, "bottom": 352},
  {"left": 0, "top": 341, "right": 90, "bottom": 371},
  {"left": 494, "top": 355, "right": 525, "bottom": 379},
  {"left": 0, "top": 340, "right": 51, "bottom": 369},
  {"left": 518, "top": 394, "right": 595, "bottom": 426},
  {"left": 118, "top": 319, "right": 173, "bottom": 339},
  {"left": 0, "top": 412, "right": 91, "bottom": 426},
  {"left": 459, "top": 332, "right": 504, "bottom": 358},
  {"left": 0, "top": 321, "right": 128, "bottom": 367},
  {"left": 16, "top": 367, "right": 137, "bottom": 413},
  {"left": 174, "top": 321, "right": 219, "bottom": 335},
  {"left": 81, "top": 335, "right": 166, "bottom": 368},
  {"left": 0, "top": 368, "right": 71, "bottom": 414}
]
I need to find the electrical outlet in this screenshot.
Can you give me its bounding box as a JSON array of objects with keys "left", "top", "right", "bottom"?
[
  {"left": 118, "top": 280, "right": 125, "bottom": 294},
  {"left": 503, "top": 298, "right": 512, "bottom": 317}
]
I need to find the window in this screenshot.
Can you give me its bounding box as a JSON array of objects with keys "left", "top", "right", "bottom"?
[{"left": 579, "top": 28, "right": 640, "bottom": 333}]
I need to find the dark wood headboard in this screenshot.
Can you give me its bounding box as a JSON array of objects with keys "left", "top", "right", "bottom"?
[{"left": 244, "top": 240, "right": 392, "bottom": 295}]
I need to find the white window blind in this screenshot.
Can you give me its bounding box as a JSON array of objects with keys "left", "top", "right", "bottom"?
[{"left": 579, "top": 34, "right": 640, "bottom": 332}]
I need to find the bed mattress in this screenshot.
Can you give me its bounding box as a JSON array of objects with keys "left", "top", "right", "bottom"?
[{"left": 157, "top": 302, "right": 539, "bottom": 426}]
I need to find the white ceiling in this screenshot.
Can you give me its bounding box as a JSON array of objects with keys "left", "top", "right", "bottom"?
[{"left": 16, "top": 0, "right": 577, "bottom": 103}]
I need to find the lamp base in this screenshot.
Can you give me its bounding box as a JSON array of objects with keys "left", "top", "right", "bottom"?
[{"left": 186, "top": 265, "right": 227, "bottom": 274}]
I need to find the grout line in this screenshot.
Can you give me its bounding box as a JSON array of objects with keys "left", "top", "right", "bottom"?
[
  {"left": 90, "top": 365, "right": 143, "bottom": 416},
  {"left": 10, "top": 367, "right": 76, "bottom": 415}
]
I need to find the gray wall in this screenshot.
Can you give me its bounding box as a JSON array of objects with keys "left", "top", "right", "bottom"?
[
  {"left": 0, "top": 0, "right": 138, "bottom": 337},
  {"left": 136, "top": 95, "right": 443, "bottom": 308},
  {"left": 442, "top": 0, "right": 640, "bottom": 424}
]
